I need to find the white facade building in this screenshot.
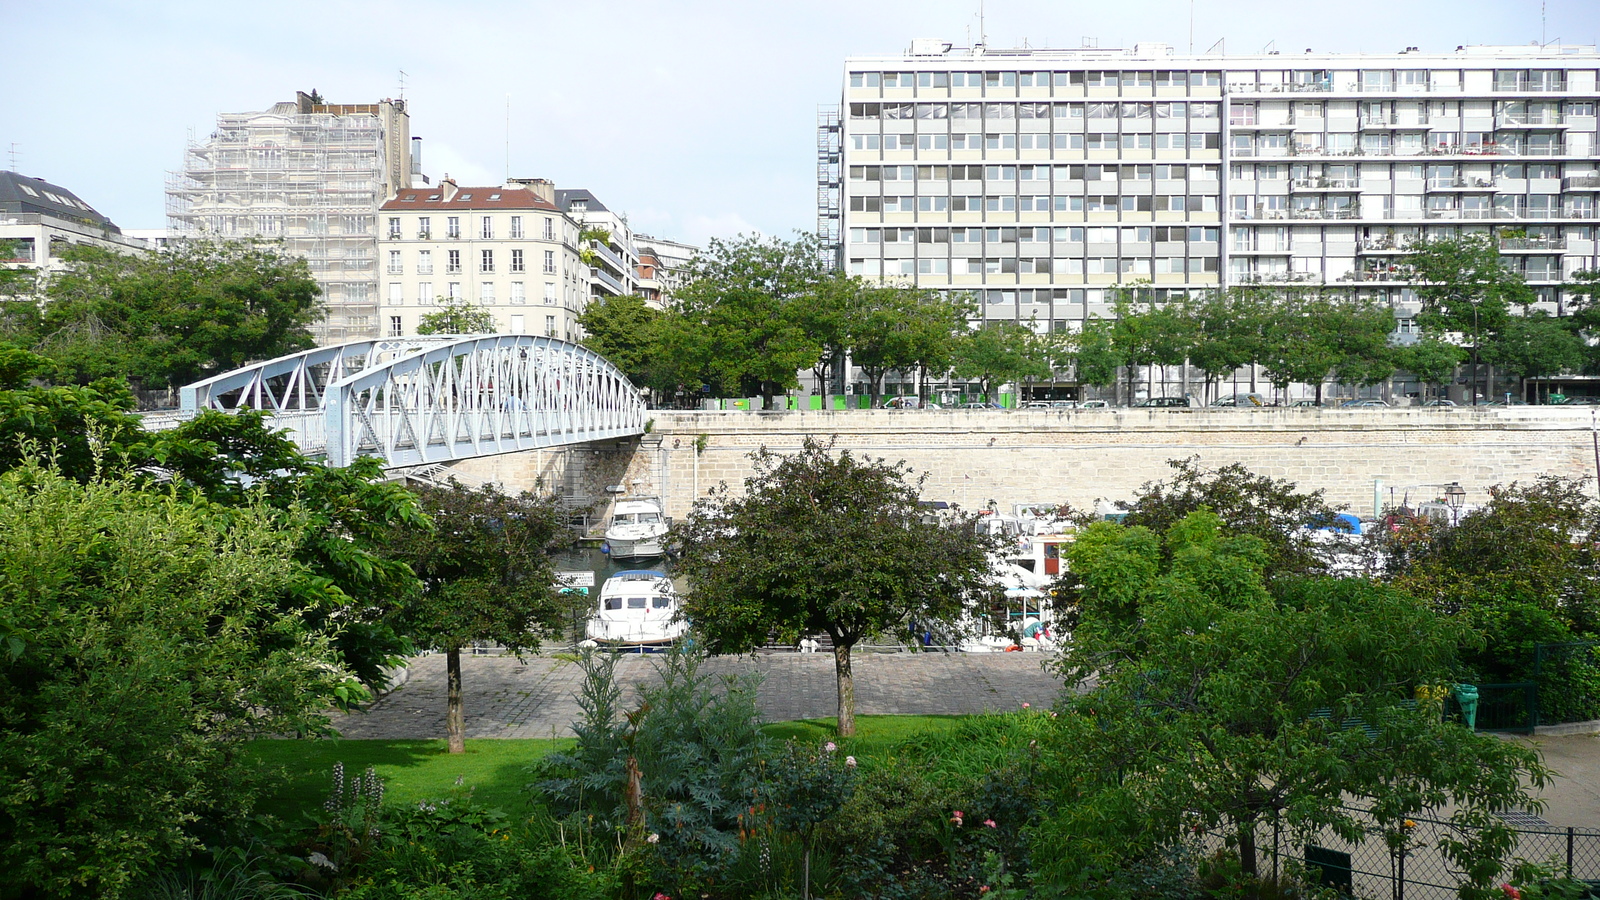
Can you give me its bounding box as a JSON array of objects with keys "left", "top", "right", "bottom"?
[
  {"left": 827, "top": 42, "right": 1600, "bottom": 337},
  {"left": 377, "top": 178, "right": 587, "bottom": 340},
  {"left": 557, "top": 189, "right": 639, "bottom": 299},
  {"left": 1, "top": 171, "right": 148, "bottom": 280},
  {"left": 168, "top": 91, "right": 414, "bottom": 344}
]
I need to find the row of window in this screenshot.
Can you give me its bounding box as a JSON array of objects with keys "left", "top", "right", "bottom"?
[
  {"left": 384, "top": 215, "right": 559, "bottom": 241},
  {"left": 851, "top": 226, "right": 1221, "bottom": 244},
  {"left": 849, "top": 256, "right": 1223, "bottom": 276},
  {"left": 383, "top": 281, "right": 563, "bottom": 304},
  {"left": 850, "top": 163, "right": 1222, "bottom": 182},
  {"left": 384, "top": 248, "right": 559, "bottom": 275},
  {"left": 852, "top": 71, "right": 1223, "bottom": 89},
  {"left": 1228, "top": 162, "right": 1584, "bottom": 180},
  {"left": 849, "top": 194, "right": 1224, "bottom": 213},
  {"left": 387, "top": 314, "right": 561, "bottom": 339},
  {"left": 1228, "top": 99, "right": 1595, "bottom": 117},
  {"left": 850, "top": 132, "right": 1225, "bottom": 151},
  {"left": 850, "top": 68, "right": 1576, "bottom": 92},
  {"left": 848, "top": 101, "right": 1222, "bottom": 120}
]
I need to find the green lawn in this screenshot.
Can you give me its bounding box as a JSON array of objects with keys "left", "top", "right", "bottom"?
[{"left": 245, "top": 714, "right": 968, "bottom": 821}]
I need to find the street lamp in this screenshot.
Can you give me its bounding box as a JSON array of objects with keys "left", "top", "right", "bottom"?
[{"left": 1444, "top": 482, "right": 1466, "bottom": 525}]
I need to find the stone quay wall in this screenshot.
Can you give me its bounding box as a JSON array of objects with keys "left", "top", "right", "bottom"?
[{"left": 448, "top": 408, "right": 1600, "bottom": 522}]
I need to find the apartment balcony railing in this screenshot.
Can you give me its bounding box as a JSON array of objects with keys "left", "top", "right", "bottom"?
[
  {"left": 1356, "top": 238, "right": 1420, "bottom": 253},
  {"left": 1360, "top": 117, "right": 1431, "bottom": 129},
  {"left": 1564, "top": 175, "right": 1600, "bottom": 191},
  {"left": 1290, "top": 178, "right": 1361, "bottom": 191},
  {"left": 1229, "top": 245, "right": 1292, "bottom": 254},
  {"left": 1234, "top": 271, "right": 1322, "bottom": 284},
  {"left": 1492, "top": 82, "right": 1567, "bottom": 92},
  {"left": 1495, "top": 113, "right": 1567, "bottom": 128},
  {"left": 1342, "top": 269, "right": 1406, "bottom": 282},
  {"left": 1227, "top": 82, "right": 1332, "bottom": 94},
  {"left": 1499, "top": 238, "right": 1568, "bottom": 252},
  {"left": 1425, "top": 207, "right": 1596, "bottom": 220},
  {"left": 1237, "top": 143, "right": 1573, "bottom": 159},
  {"left": 1288, "top": 207, "right": 1360, "bottom": 220},
  {"left": 1426, "top": 177, "right": 1497, "bottom": 190}
]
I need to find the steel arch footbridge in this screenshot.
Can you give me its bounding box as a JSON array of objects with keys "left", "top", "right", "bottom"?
[{"left": 180, "top": 335, "right": 647, "bottom": 467}]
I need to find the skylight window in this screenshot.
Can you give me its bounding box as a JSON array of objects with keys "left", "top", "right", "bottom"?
[
  {"left": 17, "top": 185, "right": 39, "bottom": 197},
  {"left": 489, "top": 193, "right": 501, "bottom": 200},
  {"left": 459, "top": 193, "right": 473, "bottom": 200},
  {"left": 427, "top": 194, "right": 441, "bottom": 201},
  {"left": 402, "top": 195, "right": 417, "bottom": 202}
]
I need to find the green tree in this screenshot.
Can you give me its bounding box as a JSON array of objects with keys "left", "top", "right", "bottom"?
[
  {"left": 1395, "top": 337, "right": 1467, "bottom": 403},
  {"left": 1403, "top": 235, "right": 1532, "bottom": 404},
  {"left": 0, "top": 351, "right": 151, "bottom": 481},
  {"left": 1070, "top": 316, "right": 1124, "bottom": 393},
  {"left": 1483, "top": 311, "right": 1585, "bottom": 402},
  {"left": 663, "top": 234, "right": 833, "bottom": 406},
  {"left": 675, "top": 438, "right": 995, "bottom": 736},
  {"left": 1036, "top": 510, "right": 1551, "bottom": 894},
  {"left": 1111, "top": 293, "right": 1191, "bottom": 401},
  {"left": 1188, "top": 289, "right": 1270, "bottom": 402},
  {"left": 382, "top": 480, "right": 569, "bottom": 753},
  {"left": 577, "top": 293, "right": 661, "bottom": 390},
  {"left": 0, "top": 463, "right": 361, "bottom": 899},
  {"left": 951, "top": 320, "right": 1052, "bottom": 403},
  {"left": 847, "top": 283, "right": 965, "bottom": 405},
  {"left": 417, "top": 295, "right": 497, "bottom": 335},
  {"left": 0, "top": 240, "right": 40, "bottom": 346},
  {"left": 38, "top": 239, "right": 320, "bottom": 389},
  {"left": 1260, "top": 292, "right": 1393, "bottom": 404}
]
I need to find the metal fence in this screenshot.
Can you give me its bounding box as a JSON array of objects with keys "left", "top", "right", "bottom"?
[{"left": 1209, "top": 807, "right": 1600, "bottom": 900}]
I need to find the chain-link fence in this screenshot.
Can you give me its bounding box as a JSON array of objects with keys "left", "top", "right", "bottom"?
[{"left": 1205, "top": 807, "right": 1600, "bottom": 900}]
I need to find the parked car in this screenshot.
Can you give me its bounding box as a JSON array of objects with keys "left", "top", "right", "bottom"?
[
  {"left": 1421, "top": 399, "right": 1457, "bottom": 407},
  {"left": 1211, "top": 393, "right": 1268, "bottom": 408},
  {"left": 884, "top": 396, "right": 938, "bottom": 409},
  {"left": 1134, "top": 397, "right": 1192, "bottom": 408},
  {"left": 959, "top": 401, "right": 1003, "bottom": 409},
  {"left": 1340, "top": 398, "right": 1391, "bottom": 408},
  {"left": 1077, "top": 399, "right": 1110, "bottom": 409},
  {"left": 1021, "top": 400, "right": 1055, "bottom": 409},
  {"left": 1049, "top": 400, "right": 1079, "bottom": 409}
]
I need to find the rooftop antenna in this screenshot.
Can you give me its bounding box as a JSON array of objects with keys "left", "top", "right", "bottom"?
[
  {"left": 1262, "top": 40, "right": 1275, "bottom": 55},
  {"left": 504, "top": 95, "right": 511, "bottom": 181},
  {"left": 1541, "top": 1, "right": 1546, "bottom": 46},
  {"left": 6, "top": 143, "right": 17, "bottom": 172},
  {"left": 1206, "top": 37, "right": 1225, "bottom": 55},
  {"left": 980, "top": 0, "right": 986, "bottom": 45},
  {"left": 1188, "top": 0, "right": 1194, "bottom": 54},
  {"left": 398, "top": 69, "right": 407, "bottom": 101}
]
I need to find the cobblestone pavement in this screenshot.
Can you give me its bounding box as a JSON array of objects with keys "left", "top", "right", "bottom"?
[{"left": 332, "top": 651, "right": 1066, "bottom": 740}]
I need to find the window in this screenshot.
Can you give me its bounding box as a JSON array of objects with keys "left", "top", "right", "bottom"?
[
  {"left": 545, "top": 315, "right": 557, "bottom": 335},
  {"left": 480, "top": 249, "right": 494, "bottom": 273},
  {"left": 480, "top": 282, "right": 495, "bottom": 302},
  {"left": 543, "top": 217, "right": 554, "bottom": 240},
  {"left": 511, "top": 282, "right": 525, "bottom": 304},
  {"left": 447, "top": 282, "right": 462, "bottom": 299},
  {"left": 387, "top": 217, "right": 401, "bottom": 239},
  {"left": 510, "top": 249, "right": 525, "bottom": 272},
  {"left": 481, "top": 216, "right": 494, "bottom": 239},
  {"left": 387, "top": 250, "right": 402, "bottom": 274},
  {"left": 447, "top": 249, "right": 461, "bottom": 273},
  {"left": 418, "top": 282, "right": 432, "bottom": 304},
  {"left": 446, "top": 216, "right": 460, "bottom": 238},
  {"left": 418, "top": 216, "right": 431, "bottom": 238},
  {"left": 387, "top": 282, "right": 402, "bottom": 303},
  {"left": 388, "top": 316, "right": 402, "bottom": 337},
  {"left": 510, "top": 216, "right": 523, "bottom": 239},
  {"left": 543, "top": 250, "right": 556, "bottom": 274},
  {"left": 544, "top": 282, "right": 557, "bottom": 303},
  {"left": 417, "top": 249, "right": 433, "bottom": 274}
]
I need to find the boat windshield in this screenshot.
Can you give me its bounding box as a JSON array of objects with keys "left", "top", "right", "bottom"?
[
  {"left": 656, "top": 596, "right": 673, "bottom": 609},
  {"left": 612, "top": 513, "right": 636, "bottom": 525},
  {"left": 627, "top": 597, "right": 647, "bottom": 609},
  {"left": 604, "top": 597, "right": 623, "bottom": 610},
  {"left": 638, "top": 512, "right": 662, "bottom": 524}
]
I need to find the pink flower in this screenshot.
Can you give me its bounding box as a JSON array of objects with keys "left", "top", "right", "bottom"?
[
  {"left": 1502, "top": 885, "right": 1522, "bottom": 900},
  {"left": 653, "top": 894, "right": 672, "bottom": 900},
  {"left": 1022, "top": 702, "right": 1031, "bottom": 709},
  {"left": 845, "top": 755, "right": 857, "bottom": 768},
  {"left": 951, "top": 816, "right": 963, "bottom": 826},
  {"left": 984, "top": 819, "right": 997, "bottom": 828},
  {"left": 824, "top": 741, "right": 837, "bottom": 753}
]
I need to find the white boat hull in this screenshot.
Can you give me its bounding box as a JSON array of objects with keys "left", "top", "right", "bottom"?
[{"left": 604, "top": 533, "right": 667, "bottom": 559}]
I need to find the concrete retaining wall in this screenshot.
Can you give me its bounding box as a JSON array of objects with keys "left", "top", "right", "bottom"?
[{"left": 450, "top": 408, "right": 1600, "bottom": 521}]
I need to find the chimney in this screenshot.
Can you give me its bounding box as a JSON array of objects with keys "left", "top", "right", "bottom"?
[
  {"left": 411, "top": 136, "right": 422, "bottom": 175},
  {"left": 439, "top": 176, "right": 458, "bottom": 201}
]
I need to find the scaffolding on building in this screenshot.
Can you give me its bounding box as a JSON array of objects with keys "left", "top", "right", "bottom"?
[
  {"left": 167, "top": 96, "right": 410, "bottom": 345},
  {"left": 816, "top": 105, "right": 842, "bottom": 269}
]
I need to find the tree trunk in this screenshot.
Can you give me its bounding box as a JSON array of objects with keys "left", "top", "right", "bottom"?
[
  {"left": 833, "top": 641, "right": 856, "bottom": 737},
  {"left": 446, "top": 647, "right": 465, "bottom": 754},
  {"left": 1238, "top": 820, "right": 1259, "bottom": 879}
]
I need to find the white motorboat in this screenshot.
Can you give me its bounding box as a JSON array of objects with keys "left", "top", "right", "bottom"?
[
  {"left": 604, "top": 497, "right": 669, "bottom": 560},
  {"left": 584, "top": 570, "right": 688, "bottom": 648}
]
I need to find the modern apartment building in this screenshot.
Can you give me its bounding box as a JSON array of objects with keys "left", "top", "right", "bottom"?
[
  {"left": 376, "top": 178, "right": 587, "bottom": 340},
  {"left": 1, "top": 171, "right": 149, "bottom": 278},
  {"left": 168, "top": 91, "right": 415, "bottom": 344},
  {"left": 826, "top": 41, "right": 1600, "bottom": 339}
]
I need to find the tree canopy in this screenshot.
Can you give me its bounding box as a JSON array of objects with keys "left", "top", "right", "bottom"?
[
  {"left": 1036, "top": 510, "right": 1551, "bottom": 895},
  {"left": 675, "top": 437, "right": 995, "bottom": 735},
  {"left": 417, "top": 296, "right": 498, "bottom": 335},
  {"left": 577, "top": 293, "right": 664, "bottom": 390},
  {"left": 381, "top": 480, "right": 570, "bottom": 752},
  {"left": 36, "top": 239, "right": 321, "bottom": 388}
]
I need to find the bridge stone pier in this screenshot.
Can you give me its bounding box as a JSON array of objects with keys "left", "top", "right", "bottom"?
[{"left": 445, "top": 407, "right": 1600, "bottom": 522}]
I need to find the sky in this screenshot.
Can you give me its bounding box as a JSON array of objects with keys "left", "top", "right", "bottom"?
[{"left": 4, "top": 0, "right": 1598, "bottom": 247}]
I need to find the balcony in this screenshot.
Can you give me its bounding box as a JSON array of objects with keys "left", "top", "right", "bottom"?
[
  {"left": 1499, "top": 238, "right": 1567, "bottom": 252},
  {"left": 1356, "top": 238, "right": 1419, "bottom": 254},
  {"left": 1495, "top": 113, "right": 1567, "bottom": 128},
  {"left": 1234, "top": 271, "right": 1322, "bottom": 284},
  {"left": 1426, "top": 177, "right": 1497, "bottom": 191},
  {"left": 589, "top": 266, "right": 624, "bottom": 295},
  {"left": 1288, "top": 207, "right": 1359, "bottom": 220},
  {"left": 1290, "top": 178, "right": 1360, "bottom": 191},
  {"left": 1360, "top": 117, "right": 1431, "bottom": 129},
  {"left": 1229, "top": 245, "right": 1293, "bottom": 255},
  {"left": 1227, "top": 82, "right": 1332, "bottom": 94},
  {"left": 1564, "top": 175, "right": 1600, "bottom": 191},
  {"left": 1492, "top": 81, "right": 1567, "bottom": 93},
  {"left": 1341, "top": 268, "right": 1406, "bottom": 283}
]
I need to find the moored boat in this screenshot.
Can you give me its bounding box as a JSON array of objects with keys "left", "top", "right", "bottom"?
[
  {"left": 584, "top": 570, "right": 688, "bottom": 648},
  {"left": 604, "top": 497, "right": 669, "bottom": 560}
]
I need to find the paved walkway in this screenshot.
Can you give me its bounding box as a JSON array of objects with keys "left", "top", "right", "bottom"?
[{"left": 332, "top": 651, "right": 1066, "bottom": 740}]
